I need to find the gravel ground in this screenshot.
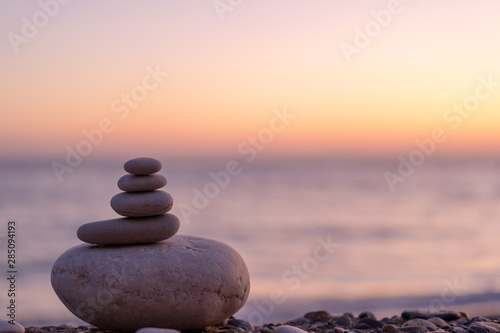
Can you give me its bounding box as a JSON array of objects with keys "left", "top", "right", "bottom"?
[{"left": 24, "top": 310, "right": 500, "bottom": 333}]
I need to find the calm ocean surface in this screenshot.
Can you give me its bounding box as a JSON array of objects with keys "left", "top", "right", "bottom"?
[{"left": 1, "top": 156, "right": 500, "bottom": 325}]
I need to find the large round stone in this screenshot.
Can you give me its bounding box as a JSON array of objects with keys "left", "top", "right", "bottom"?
[{"left": 51, "top": 235, "right": 250, "bottom": 332}]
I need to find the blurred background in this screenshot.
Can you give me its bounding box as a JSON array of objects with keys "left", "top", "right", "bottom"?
[{"left": 1, "top": 0, "right": 500, "bottom": 326}]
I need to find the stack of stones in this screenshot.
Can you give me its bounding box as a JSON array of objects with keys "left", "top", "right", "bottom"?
[
  {"left": 51, "top": 157, "right": 250, "bottom": 333},
  {"left": 77, "top": 157, "right": 180, "bottom": 246}
]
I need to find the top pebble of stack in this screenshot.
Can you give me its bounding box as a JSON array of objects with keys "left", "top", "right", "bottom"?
[{"left": 124, "top": 157, "right": 162, "bottom": 175}]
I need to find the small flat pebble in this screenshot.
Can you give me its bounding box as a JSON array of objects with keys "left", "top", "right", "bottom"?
[
  {"left": 359, "top": 311, "right": 377, "bottom": 320},
  {"left": 391, "top": 316, "right": 406, "bottom": 323},
  {"left": 56, "top": 323, "right": 78, "bottom": 329},
  {"left": 336, "top": 314, "right": 354, "bottom": 328},
  {"left": 470, "top": 322, "right": 500, "bottom": 333},
  {"left": 357, "top": 318, "right": 383, "bottom": 328},
  {"left": 110, "top": 190, "right": 173, "bottom": 217},
  {"left": 118, "top": 174, "right": 167, "bottom": 192},
  {"left": 428, "top": 317, "right": 447, "bottom": 328},
  {"left": 469, "top": 326, "right": 491, "bottom": 333},
  {"left": 0, "top": 320, "right": 24, "bottom": 333},
  {"left": 469, "top": 317, "right": 492, "bottom": 323},
  {"left": 77, "top": 214, "right": 180, "bottom": 245},
  {"left": 304, "top": 310, "right": 332, "bottom": 322},
  {"left": 355, "top": 323, "right": 372, "bottom": 330},
  {"left": 400, "top": 326, "right": 429, "bottom": 333},
  {"left": 383, "top": 324, "right": 399, "bottom": 332},
  {"left": 124, "top": 157, "right": 162, "bottom": 175},
  {"left": 403, "top": 311, "right": 462, "bottom": 321},
  {"left": 404, "top": 319, "right": 438, "bottom": 331},
  {"left": 135, "top": 328, "right": 180, "bottom": 333},
  {"left": 452, "top": 328, "right": 467, "bottom": 333},
  {"left": 275, "top": 325, "right": 308, "bottom": 333},
  {"left": 285, "top": 317, "right": 310, "bottom": 326},
  {"left": 227, "top": 319, "right": 254, "bottom": 330}
]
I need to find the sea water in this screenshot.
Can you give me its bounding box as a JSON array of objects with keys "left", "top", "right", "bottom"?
[{"left": 1, "top": 156, "right": 499, "bottom": 325}]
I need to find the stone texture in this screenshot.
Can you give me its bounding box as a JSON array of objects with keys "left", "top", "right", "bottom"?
[
  {"left": 452, "top": 328, "right": 467, "bottom": 333},
  {"left": 135, "top": 329, "right": 180, "bottom": 333},
  {"left": 77, "top": 214, "right": 180, "bottom": 245},
  {"left": 57, "top": 324, "right": 78, "bottom": 329},
  {"left": 259, "top": 327, "right": 273, "bottom": 333},
  {"left": 358, "top": 311, "right": 377, "bottom": 320},
  {"left": 275, "top": 325, "right": 308, "bottom": 333},
  {"left": 51, "top": 235, "right": 250, "bottom": 332},
  {"left": 355, "top": 323, "right": 372, "bottom": 330},
  {"left": 110, "top": 191, "right": 173, "bottom": 217},
  {"left": 402, "top": 311, "right": 462, "bottom": 321},
  {"left": 285, "top": 317, "right": 310, "bottom": 326},
  {"left": 304, "top": 310, "right": 331, "bottom": 322},
  {"left": 0, "top": 320, "right": 24, "bottom": 333},
  {"left": 227, "top": 319, "right": 254, "bottom": 330},
  {"left": 390, "top": 316, "right": 405, "bottom": 323},
  {"left": 428, "top": 317, "right": 447, "bottom": 328},
  {"left": 357, "top": 318, "right": 383, "bottom": 328},
  {"left": 382, "top": 324, "right": 398, "bottom": 332},
  {"left": 470, "top": 322, "right": 500, "bottom": 333},
  {"left": 404, "top": 319, "right": 438, "bottom": 331},
  {"left": 336, "top": 314, "right": 354, "bottom": 329},
  {"left": 399, "top": 326, "right": 429, "bottom": 333},
  {"left": 124, "top": 157, "right": 162, "bottom": 175},
  {"left": 118, "top": 174, "right": 167, "bottom": 192},
  {"left": 470, "top": 326, "right": 491, "bottom": 333},
  {"left": 469, "top": 317, "right": 492, "bottom": 323}
]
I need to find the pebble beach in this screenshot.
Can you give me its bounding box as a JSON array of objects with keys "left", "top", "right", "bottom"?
[{"left": 18, "top": 310, "right": 500, "bottom": 333}]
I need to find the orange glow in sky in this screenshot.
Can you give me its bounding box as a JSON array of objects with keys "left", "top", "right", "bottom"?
[{"left": 1, "top": 1, "right": 500, "bottom": 160}]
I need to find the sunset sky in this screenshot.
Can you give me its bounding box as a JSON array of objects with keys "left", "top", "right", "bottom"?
[{"left": 1, "top": 0, "right": 500, "bottom": 161}]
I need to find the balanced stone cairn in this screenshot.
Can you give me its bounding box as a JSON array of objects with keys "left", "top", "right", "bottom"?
[
  {"left": 51, "top": 157, "right": 250, "bottom": 333},
  {"left": 78, "top": 157, "right": 178, "bottom": 246}
]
